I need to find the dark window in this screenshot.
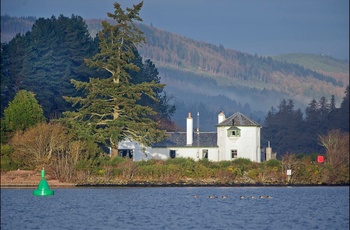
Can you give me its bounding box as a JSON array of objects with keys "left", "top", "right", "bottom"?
[
  {"left": 170, "top": 150, "right": 176, "bottom": 158},
  {"left": 227, "top": 128, "right": 240, "bottom": 137},
  {"left": 118, "top": 149, "right": 133, "bottom": 159},
  {"left": 231, "top": 150, "right": 237, "bottom": 159},
  {"left": 202, "top": 149, "right": 208, "bottom": 159}
]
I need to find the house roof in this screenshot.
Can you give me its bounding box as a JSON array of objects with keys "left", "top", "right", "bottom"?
[
  {"left": 151, "top": 132, "right": 218, "bottom": 148},
  {"left": 217, "top": 112, "right": 261, "bottom": 127}
]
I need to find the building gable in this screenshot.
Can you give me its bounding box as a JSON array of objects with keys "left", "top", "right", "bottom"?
[{"left": 217, "top": 112, "right": 261, "bottom": 127}]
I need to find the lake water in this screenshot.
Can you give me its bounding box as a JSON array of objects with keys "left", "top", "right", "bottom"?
[{"left": 1, "top": 186, "right": 349, "bottom": 230}]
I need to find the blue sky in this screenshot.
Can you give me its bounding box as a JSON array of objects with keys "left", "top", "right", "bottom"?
[{"left": 1, "top": 0, "right": 349, "bottom": 60}]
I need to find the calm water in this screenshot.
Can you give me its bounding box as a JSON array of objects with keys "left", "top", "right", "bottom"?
[{"left": 1, "top": 186, "right": 349, "bottom": 230}]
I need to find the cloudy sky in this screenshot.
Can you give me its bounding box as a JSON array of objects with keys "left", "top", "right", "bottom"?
[{"left": 1, "top": 0, "right": 349, "bottom": 60}]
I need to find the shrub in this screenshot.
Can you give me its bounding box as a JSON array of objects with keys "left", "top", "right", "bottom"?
[
  {"left": 233, "top": 158, "right": 252, "bottom": 165},
  {"left": 219, "top": 161, "right": 231, "bottom": 168},
  {"left": 0, "top": 144, "right": 20, "bottom": 171},
  {"left": 166, "top": 157, "right": 195, "bottom": 166},
  {"left": 265, "top": 159, "right": 281, "bottom": 168},
  {"left": 4, "top": 90, "right": 45, "bottom": 133}
]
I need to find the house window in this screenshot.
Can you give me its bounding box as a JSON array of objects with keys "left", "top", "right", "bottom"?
[
  {"left": 227, "top": 128, "right": 241, "bottom": 137},
  {"left": 118, "top": 149, "right": 133, "bottom": 159},
  {"left": 231, "top": 150, "right": 237, "bottom": 159},
  {"left": 202, "top": 149, "right": 208, "bottom": 159},
  {"left": 170, "top": 150, "right": 176, "bottom": 158}
]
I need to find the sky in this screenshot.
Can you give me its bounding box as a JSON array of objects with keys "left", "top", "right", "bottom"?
[{"left": 1, "top": 0, "right": 349, "bottom": 60}]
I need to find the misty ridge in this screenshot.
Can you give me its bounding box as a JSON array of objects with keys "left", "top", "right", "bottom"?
[
  {"left": 1, "top": 15, "right": 349, "bottom": 131},
  {"left": 89, "top": 19, "right": 349, "bottom": 131}
]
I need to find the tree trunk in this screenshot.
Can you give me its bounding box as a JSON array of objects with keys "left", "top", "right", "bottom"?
[{"left": 111, "top": 147, "right": 119, "bottom": 158}]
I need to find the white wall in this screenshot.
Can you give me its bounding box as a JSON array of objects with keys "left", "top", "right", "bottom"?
[
  {"left": 141, "top": 146, "right": 218, "bottom": 162},
  {"left": 217, "top": 126, "right": 261, "bottom": 162},
  {"left": 118, "top": 139, "right": 219, "bottom": 161},
  {"left": 217, "top": 127, "right": 227, "bottom": 161},
  {"left": 119, "top": 125, "right": 260, "bottom": 162}
]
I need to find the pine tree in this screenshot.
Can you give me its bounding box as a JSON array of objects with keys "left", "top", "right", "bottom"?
[
  {"left": 330, "top": 95, "right": 336, "bottom": 111},
  {"left": 1, "top": 34, "right": 28, "bottom": 115},
  {"left": 62, "top": 2, "right": 166, "bottom": 157},
  {"left": 23, "top": 15, "right": 94, "bottom": 118},
  {"left": 338, "top": 85, "right": 349, "bottom": 132}
]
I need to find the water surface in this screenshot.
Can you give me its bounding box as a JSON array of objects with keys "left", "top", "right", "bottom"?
[{"left": 1, "top": 186, "right": 349, "bottom": 230}]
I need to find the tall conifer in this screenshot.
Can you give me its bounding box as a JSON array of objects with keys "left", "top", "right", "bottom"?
[{"left": 62, "top": 2, "right": 166, "bottom": 157}]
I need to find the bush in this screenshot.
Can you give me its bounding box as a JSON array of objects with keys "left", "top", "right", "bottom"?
[
  {"left": 219, "top": 161, "right": 232, "bottom": 168},
  {"left": 166, "top": 157, "right": 195, "bottom": 166},
  {"left": 233, "top": 158, "right": 252, "bottom": 165},
  {"left": 0, "top": 144, "right": 20, "bottom": 171},
  {"left": 137, "top": 159, "right": 158, "bottom": 167},
  {"left": 265, "top": 159, "right": 281, "bottom": 168},
  {"left": 198, "top": 158, "right": 211, "bottom": 167}
]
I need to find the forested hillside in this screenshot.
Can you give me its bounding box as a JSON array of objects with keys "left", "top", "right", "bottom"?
[
  {"left": 138, "top": 24, "right": 348, "bottom": 130},
  {"left": 1, "top": 15, "right": 349, "bottom": 133},
  {"left": 273, "top": 53, "right": 349, "bottom": 84}
]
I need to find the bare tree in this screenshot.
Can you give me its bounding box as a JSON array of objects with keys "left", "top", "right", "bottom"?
[
  {"left": 319, "top": 130, "right": 349, "bottom": 168},
  {"left": 10, "top": 123, "right": 85, "bottom": 182},
  {"left": 281, "top": 153, "right": 299, "bottom": 183}
]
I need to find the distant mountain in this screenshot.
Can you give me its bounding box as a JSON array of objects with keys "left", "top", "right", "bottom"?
[{"left": 2, "top": 15, "right": 349, "bottom": 131}]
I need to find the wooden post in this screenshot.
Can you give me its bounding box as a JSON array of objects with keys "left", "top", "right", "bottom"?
[{"left": 286, "top": 169, "right": 292, "bottom": 183}]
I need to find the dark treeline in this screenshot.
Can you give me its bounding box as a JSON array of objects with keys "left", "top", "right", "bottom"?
[
  {"left": 262, "top": 86, "right": 349, "bottom": 157},
  {"left": 1, "top": 15, "right": 175, "bottom": 127}
]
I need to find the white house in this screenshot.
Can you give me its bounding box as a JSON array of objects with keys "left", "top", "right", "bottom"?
[{"left": 118, "top": 111, "right": 262, "bottom": 162}]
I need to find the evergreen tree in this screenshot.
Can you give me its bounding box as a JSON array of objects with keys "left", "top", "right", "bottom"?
[
  {"left": 23, "top": 15, "right": 94, "bottom": 118},
  {"left": 331, "top": 85, "right": 350, "bottom": 132},
  {"left": 1, "top": 15, "right": 95, "bottom": 119},
  {"left": 304, "top": 98, "right": 322, "bottom": 152},
  {"left": 262, "top": 99, "right": 306, "bottom": 156},
  {"left": 330, "top": 95, "right": 336, "bottom": 111},
  {"left": 1, "top": 34, "right": 28, "bottom": 115},
  {"left": 340, "top": 85, "right": 349, "bottom": 112},
  {"left": 62, "top": 2, "right": 167, "bottom": 157},
  {"left": 3, "top": 90, "right": 45, "bottom": 133},
  {"left": 318, "top": 96, "right": 330, "bottom": 133},
  {"left": 131, "top": 56, "right": 176, "bottom": 127}
]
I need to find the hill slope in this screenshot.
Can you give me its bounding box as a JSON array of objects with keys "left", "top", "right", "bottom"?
[
  {"left": 272, "top": 53, "right": 349, "bottom": 84},
  {"left": 2, "top": 16, "right": 349, "bottom": 130},
  {"left": 134, "top": 23, "right": 348, "bottom": 129}
]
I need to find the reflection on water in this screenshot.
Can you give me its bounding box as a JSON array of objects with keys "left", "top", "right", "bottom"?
[{"left": 1, "top": 186, "right": 349, "bottom": 230}]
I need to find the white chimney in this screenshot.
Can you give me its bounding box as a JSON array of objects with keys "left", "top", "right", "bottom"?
[
  {"left": 218, "top": 111, "right": 225, "bottom": 124},
  {"left": 186, "top": 112, "right": 193, "bottom": 146}
]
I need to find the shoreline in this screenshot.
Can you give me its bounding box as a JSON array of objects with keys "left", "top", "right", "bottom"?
[
  {"left": 1, "top": 170, "right": 348, "bottom": 188},
  {"left": 1, "top": 182, "right": 348, "bottom": 189}
]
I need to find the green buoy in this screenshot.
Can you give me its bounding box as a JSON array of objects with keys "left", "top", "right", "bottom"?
[{"left": 33, "top": 168, "right": 54, "bottom": 196}]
